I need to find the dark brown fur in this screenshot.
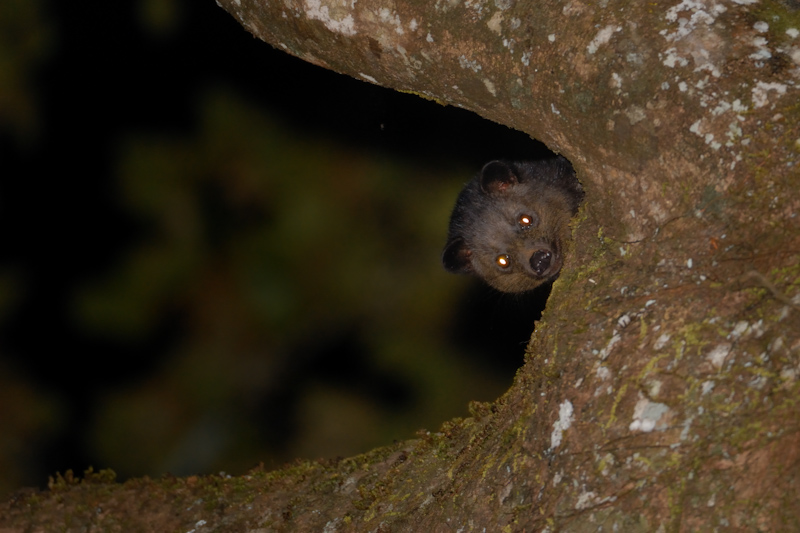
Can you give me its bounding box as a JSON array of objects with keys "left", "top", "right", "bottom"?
[{"left": 442, "top": 157, "right": 583, "bottom": 293}]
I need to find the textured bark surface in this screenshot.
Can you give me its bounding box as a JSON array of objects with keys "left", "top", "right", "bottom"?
[{"left": 2, "top": 0, "right": 800, "bottom": 530}]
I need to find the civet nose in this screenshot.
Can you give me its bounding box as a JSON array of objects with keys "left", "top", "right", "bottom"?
[{"left": 530, "top": 249, "right": 552, "bottom": 276}]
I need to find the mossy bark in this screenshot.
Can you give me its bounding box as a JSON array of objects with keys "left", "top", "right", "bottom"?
[{"left": 3, "top": 0, "right": 799, "bottom": 530}]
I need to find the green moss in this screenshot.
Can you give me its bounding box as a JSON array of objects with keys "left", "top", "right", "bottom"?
[
  {"left": 605, "top": 383, "right": 629, "bottom": 428},
  {"left": 639, "top": 316, "right": 648, "bottom": 341},
  {"left": 396, "top": 89, "right": 448, "bottom": 106},
  {"left": 751, "top": 3, "right": 800, "bottom": 40},
  {"left": 636, "top": 351, "right": 673, "bottom": 382},
  {"left": 47, "top": 467, "right": 118, "bottom": 493}
]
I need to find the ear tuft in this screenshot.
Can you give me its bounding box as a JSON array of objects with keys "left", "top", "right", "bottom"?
[{"left": 442, "top": 237, "right": 473, "bottom": 273}]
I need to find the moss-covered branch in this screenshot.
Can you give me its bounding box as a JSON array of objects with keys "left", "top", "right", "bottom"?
[{"left": 2, "top": 0, "right": 799, "bottom": 530}]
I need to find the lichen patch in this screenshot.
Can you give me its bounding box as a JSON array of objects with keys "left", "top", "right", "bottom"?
[
  {"left": 629, "top": 393, "right": 670, "bottom": 433},
  {"left": 706, "top": 343, "right": 732, "bottom": 369},
  {"left": 304, "top": 0, "right": 357, "bottom": 35},
  {"left": 751, "top": 81, "right": 788, "bottom": 108},
  {"left": 587, "top": 25, "right": 621, "bottom": 55},
  {"left": 550, "top": 400, "right": 574, "bottom": 450}
]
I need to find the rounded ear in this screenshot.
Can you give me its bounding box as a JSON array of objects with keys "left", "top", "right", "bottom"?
[
  {"left": 442, "top": 237, "right": 473, "bottom": 273},
  {"left": 553, "top": 156, "right": 585, "bottom": 215},
  {"left": 480, "top": 161, "right": 518, "bottom": 194}
]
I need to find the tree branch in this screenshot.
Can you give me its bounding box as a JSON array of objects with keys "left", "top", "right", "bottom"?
[{"left": 2, "top": 0, "right": 799, "bottom": 530}]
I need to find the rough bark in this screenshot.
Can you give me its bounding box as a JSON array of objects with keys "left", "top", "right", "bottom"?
[{"left": 3, "top": 0, "right": 800, "bottom": 531}]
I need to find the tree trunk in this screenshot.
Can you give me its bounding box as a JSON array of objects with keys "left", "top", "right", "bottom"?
[{"left": 3, "top": 0, "right": 799, "bottom": 530}]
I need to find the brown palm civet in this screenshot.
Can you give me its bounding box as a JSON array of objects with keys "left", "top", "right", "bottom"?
[{"left": 442, "top": 157, "right": 584, "bottom": 293}]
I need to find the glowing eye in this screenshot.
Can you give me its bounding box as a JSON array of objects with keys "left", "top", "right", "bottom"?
[
  {"left": 495, "top": 254, "right": 511, "bottom": 268},
  {"left": 518, "top": 214, "right": 534, "bottom": 227}
]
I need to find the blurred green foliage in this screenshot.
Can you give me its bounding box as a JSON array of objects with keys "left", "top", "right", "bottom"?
[
  {"left": 0, "top": 0, "right": 527, "bottom": 496},
  {"left": 0, "top": 0, "right": 51, "bottom": 142},
  {"left": 74, "top": 87, "right": 500, "bottom": 478},
  {"left": 137, "top": 0, "right": 180, "bottom": 37},
  {"left": 0, "top": 0, "right": 60, "bottom": 498}
]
